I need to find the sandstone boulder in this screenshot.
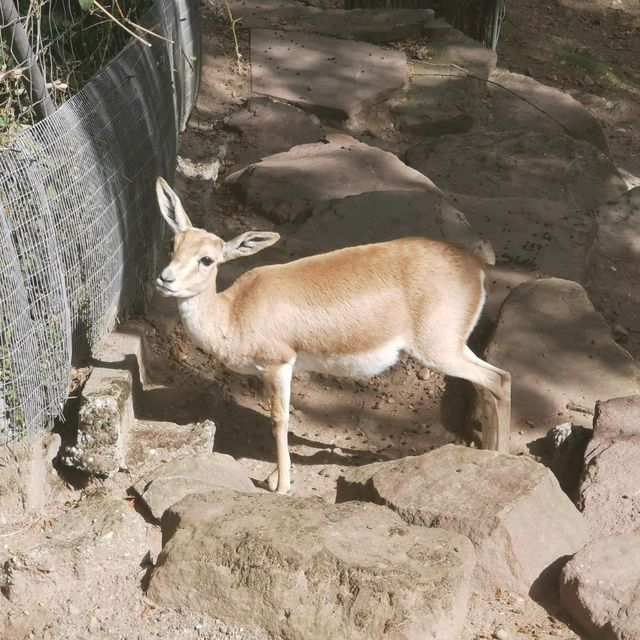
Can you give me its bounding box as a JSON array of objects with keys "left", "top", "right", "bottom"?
[
  {"left": 225, "top": 133, "right": 442, "bottom": 223},
  {"left": 61, "top": 367, "right": 133, "bottom": 476},
  {"left": 132, "top": 452, "right": 257, "bottom": 521},
  {"left": 284, "top": 190, "right": 494, "bottom": 263},
  {"left": 578, "top": 395, "right": 640, "bottom": 537},
  {"left": 148, "top": 490, "right": 475, "bottom": 640},
  {"left": 560, "top": 533, "right": 640, "bottom": 640},
  {"left": 393, "top": 69, "right": 483, "bottom": 136},
  {"left": 447, "top": 194, "right": 588, "bottom": 281},
  {"left": 486, "top": 69, "right": 608, "bottom": 151},
  {"left": 336, "top": 444, "right": 588, "bottom": 595},
  {"left": 476, "top": 278, "right": 640, "bottom": 454},
  {"left": 406, "top": 129, "right": 627, "bottom": 209},
  {"left": 251, "top": 29, "right": 406, "bottom": 119},
  {"left": 583, "top": 187, "right": 640, "bottom": 333},
  {"left": 223, "top": 97, "right": 329, "bottom": 167}
]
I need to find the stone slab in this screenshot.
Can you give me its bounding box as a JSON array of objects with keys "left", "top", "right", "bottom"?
[
  {"left": 487, "top": 68, "right": 608, "bottom": 152},
  {"left": 578, "top": 395, "right": 640, "bottom": 537},
  {"left": 225, "top": 133, "right": 441, "bottom": 223},
  {"left": 447, "top": 194, "right": 589, "bottom": 281},
  {"left": 223, "top": 97, "right": 329, "bottom": 166},
  {"left": 475, "top": 278, "right": 640, "bottom": 455},
  {"left": 251, "top": 29, "right": 407, "bottom": 118},
  {"left": 406, "top": 129, "right": 627, "bottom": 210},
  {"left": 393, "top": 69, "right": 484, "bottom": 135},
  {"left": 583, "top": 187, "right": 640, "bottom": 333},
  {"left": 133, "top": 452, "right": 258, "bottom": 520},
  {"left": 148, "top": 490, "right": 476, "bottom": 640},
  {"left": 283, "top": 190, "right": 494, "bottom": 264},
  {"left": 560, "top": 533, "right": 640, "bottom": 640},
  {"left": 60, "top": 367, "right": 133, "bottom": 476},
  {"left": 232, "top": 1, "right": 436, "bottom": 44},
  {"left": 337, "top": 444, "right": 588, "bottom": 595}
]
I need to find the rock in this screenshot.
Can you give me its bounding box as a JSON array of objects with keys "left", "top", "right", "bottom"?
[
  {"left": 250, "top": 29, "right": 407, "bottom": 119},
  {"left": 406, "top": 129, "right": 627, "bottom": 210},
  {"left": 176, "top": 155, "right": 220, "bottom": 182},
  {"left": 283, "top": 190, "right": 494, "bottom": 263},
  {"left": 61, "top": 367, "right": 133, "bottom": 476},
  {"left": 486, "top": 69, "right": 608, "bottom": 152},
  {"left": 475, "top": 278, "right": 640, "bottom": 454},
  {"left": 231, "top": 1, "right": 436, "bottom": 44},
  {"left": 302, "top": 8, "right": 435, "bottom": 43},
  {"left": 223, "top": 97, "right": 329, "bottom": 167},
  {"left": 336, "top": 444, "right": 588, "bottom": 595},
  {"left": 583, "top": 187, "right": 640, "bottom": 333},
  {"left": 560, "top": 533, "right": 640, "bottom": 640},
  {"left": 393, "top": 67, "right": 483, "bottom": 136},
  {"left": 447, "top": 194, "right": 589, "bottom": 281},
  {"left": 578, "top": 395, "right": 640, "bottom": 537},
  {"left": 392, "top": 25, "right": 498, "bottom": 138},
  {"left": 543, "top": 423, "right": 592, "bottom": 497},
  {"left": 415, "top": 26, "right": 496, "bottom": 81},
  {"left": 132, "top": 452, "right": 257, "bottom": 520},
  {"left": 225, "top": 133, "right": 442, "bottom": 223},
  {"left": 148, "top": 491, "right": 475, "bottom": 640}
]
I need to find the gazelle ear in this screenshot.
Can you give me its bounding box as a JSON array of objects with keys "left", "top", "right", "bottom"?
[
  {"left": 222, "top": 231, "right": 281, "bottom": 262},
  {"left": 156, "top": 177, "right": 193, "bottom": 234}
]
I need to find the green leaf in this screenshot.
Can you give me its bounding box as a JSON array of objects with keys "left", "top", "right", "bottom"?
[{"left": 78, "top": 0, "right": 94, "bottom": 12}]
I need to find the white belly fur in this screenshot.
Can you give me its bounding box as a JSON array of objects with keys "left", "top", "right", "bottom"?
[{"left": 295, "top": 338, "right": 405, "bottom": 378}]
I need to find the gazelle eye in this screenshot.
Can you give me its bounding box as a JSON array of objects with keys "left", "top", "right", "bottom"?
[{"left": 199, "top": 256, "right": 214, "bottom": 267}]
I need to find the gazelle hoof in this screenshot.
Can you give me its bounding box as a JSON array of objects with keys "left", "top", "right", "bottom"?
[
  {"left": 266, "top": 466, "right": 291, "bottom": 494},
  {"left": 266, "top": 467, "right": 279, "bottom": 492}
]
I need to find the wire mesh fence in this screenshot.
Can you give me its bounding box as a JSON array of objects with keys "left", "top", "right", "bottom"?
[{"left": 0, "top": 0, "right": 201, "bottom": 446}]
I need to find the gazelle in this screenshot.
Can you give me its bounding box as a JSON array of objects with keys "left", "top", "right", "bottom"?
[{"left": 155, "top": 177, "right": 510, "bottom": 493}]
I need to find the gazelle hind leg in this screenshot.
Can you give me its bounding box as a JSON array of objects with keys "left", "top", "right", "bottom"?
[
  {"left": 415, "top": 345, "right": 510, "bottom": 453},
  {"left": 264, "top": 362, "right": 294, "bottom": 493}
]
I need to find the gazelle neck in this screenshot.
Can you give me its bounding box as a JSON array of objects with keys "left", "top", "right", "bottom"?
[{"left": 176, "top": 274, "right": 232, "bottom": 354}]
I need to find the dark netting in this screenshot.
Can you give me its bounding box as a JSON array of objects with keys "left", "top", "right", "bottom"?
[{"left": 0, "top": 0, "right": 201, "bottom": 446}]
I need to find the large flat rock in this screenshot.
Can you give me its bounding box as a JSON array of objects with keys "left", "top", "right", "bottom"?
[
  {"left": 406, "top": 129, "right": 627, "bottom": 209},
  {"left": 486, "top": 69, "right": 608, "bottom": 152},
  {"left": 283, "top": 190, "right": 494, "bottom": 263},
  {"left": 336, "top": 444, "right": 588, "bottom": 595},
  {"left": 393, "top": 68, "right": 484, "bottom": 136},
  {"left": 251, "top": 29, "right": 407, "bottom": 118},
  {"left": 583, "top": 187, "right": 640, "bottom": 333},
  {"left": 132, "top": 452, "right": 258, "bottom": 521},
  {"left": 148, "top": 491, "right": 475, "bottom": 640},
  {"left": 225, "top": 133, "right": 442, "bottom": 223},
  {"left": 560, "top": 533, "right": 640, "bottom": 640},
  {"left": 414, "top": 26, "right": 496, "bottom": 81},
  {"left": 232, "top": 0, "right": 436, "bottom": 44},
  {"left": 475, "top": 278, "right": 640, "bottom": 454},
  {"left": 447, "top": 194, "right": 589, "bottom": 280},
  {"left": 578, "top": 395, "right": 640, "bottom": 537},
  {"left": 392, "top": 25, "right": 497, "bottom": 137},
  {"left": 223, "top": 97, "right": 329, "bottom": 167}
]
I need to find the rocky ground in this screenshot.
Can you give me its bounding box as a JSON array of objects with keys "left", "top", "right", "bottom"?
[{"left": 1, "top": 0, "right": 640, "bottom": 638}]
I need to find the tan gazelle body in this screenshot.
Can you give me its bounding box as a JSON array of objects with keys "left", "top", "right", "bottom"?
[{"left": 155, "top": 177, "right": 511, "bottom": 493}]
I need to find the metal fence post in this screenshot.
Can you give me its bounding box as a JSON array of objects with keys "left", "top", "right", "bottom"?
[{"left": 0, "top": 0, "right": 56, "bottom": 120}]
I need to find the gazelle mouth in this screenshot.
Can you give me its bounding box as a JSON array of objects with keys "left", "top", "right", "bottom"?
[{"left": 156, "top": 279, "right": 178, "bottom": 296}]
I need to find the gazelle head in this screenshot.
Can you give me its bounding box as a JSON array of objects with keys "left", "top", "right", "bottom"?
[{"left": 155, "top": 177, "right": 280, "bottom": 298}]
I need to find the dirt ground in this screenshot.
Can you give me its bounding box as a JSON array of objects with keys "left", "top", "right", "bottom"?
[{"left": 1, "top": 0, "right": 639, "bottom": 638}]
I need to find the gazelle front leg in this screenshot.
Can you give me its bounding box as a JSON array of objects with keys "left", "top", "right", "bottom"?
[{"left": 264, "top": 362, "right": 294, "bottom": 494}]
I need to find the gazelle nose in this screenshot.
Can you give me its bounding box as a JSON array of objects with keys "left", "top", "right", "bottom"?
[{"left": 159, "top": 269, "right": 175, "bottom": 283}]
